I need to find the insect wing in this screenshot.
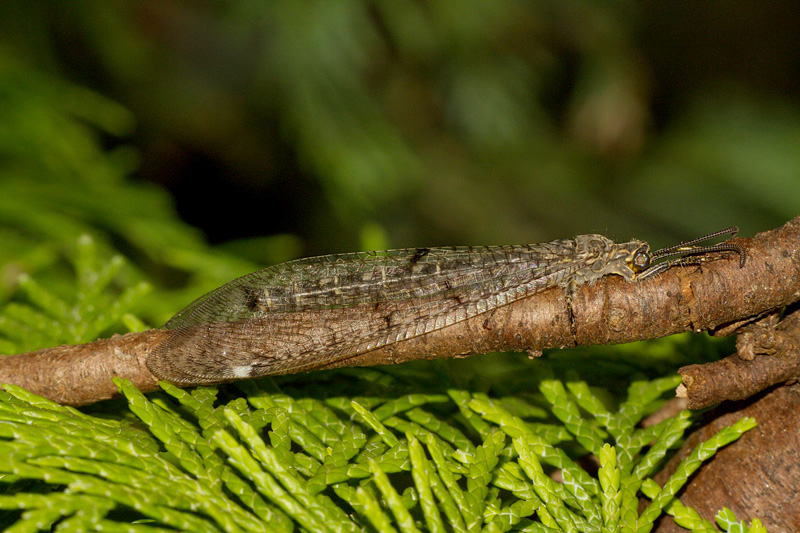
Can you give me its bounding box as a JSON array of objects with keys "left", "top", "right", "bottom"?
[{"left": 150, "top": 242, "right": 580, "bottom": 383}]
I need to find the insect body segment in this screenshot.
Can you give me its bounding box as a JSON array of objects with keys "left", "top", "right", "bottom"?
[{"left": 148, "top": 229, "right": 744, "bottom": 385}]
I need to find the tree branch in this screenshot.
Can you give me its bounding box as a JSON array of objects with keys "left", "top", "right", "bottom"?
[
  {"left": 652, "top": 384, "right": 800, "bottom": 532},
  {"left": 0, "top": 330, "right": 164, "bottom": 405},
  {"left": 677, "top": 307, "right": 800, "bottom": 409},
  {"left": 2, "top": 216, "right": 799, "bottom": 405}
]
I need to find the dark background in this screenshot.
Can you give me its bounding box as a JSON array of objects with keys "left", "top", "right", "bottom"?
[{"left": 1, "top": 1, "right": 799, "bottom": 322}]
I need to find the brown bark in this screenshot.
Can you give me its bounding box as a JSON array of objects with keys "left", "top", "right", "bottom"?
[
  {"left": 677, "top": 308, "right": 800, "bottom": 409},
  {"left": 678, "top": 352, "right": 800, "bottom": 409},
  {"left": 674, "top": 215, "right": 800, "bottom": 409},
  {"left": 653, "top": 384, "right": 800, "bottom": 532},
  {"left": 0, "top": 330, "right": 165, "bottom": 405},
  {"left": 2, "top": 216, "right": 800, "bottom": 405}
]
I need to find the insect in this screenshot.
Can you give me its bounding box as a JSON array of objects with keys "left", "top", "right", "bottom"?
[{"left": 147, "top": 228, "right": 745, "bottom": 385}]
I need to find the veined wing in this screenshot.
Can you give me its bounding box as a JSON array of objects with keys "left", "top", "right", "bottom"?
[
  {"left": 164, "top": 242, "right": 579, "bottom": 329},
  {"left": 150, "top": 241, "right": 583, "bottom": 383}
]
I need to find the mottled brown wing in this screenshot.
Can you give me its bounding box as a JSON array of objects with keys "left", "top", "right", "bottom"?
[{"left": 148, "top": 242, "right": 582, "bottom": 384}]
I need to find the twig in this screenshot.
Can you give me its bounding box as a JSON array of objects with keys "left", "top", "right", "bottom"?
[
  {"left": 677, "top": 307, "right": 800, "bottom": 409},
  {"left": 2, "top": 216, "right": 800, "bottom": 405}
]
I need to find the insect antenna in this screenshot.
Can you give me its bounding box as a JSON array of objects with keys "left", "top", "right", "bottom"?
[{"left": 638, "top": 227, "right": 746, "bottom": 280}]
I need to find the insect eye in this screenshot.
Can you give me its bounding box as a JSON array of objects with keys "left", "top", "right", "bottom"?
[{"left": 632, "top": 250, "right": 650, "bottom": 271}]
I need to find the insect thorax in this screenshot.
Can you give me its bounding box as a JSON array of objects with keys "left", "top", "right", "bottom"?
[{"left": 571, "top": 235, "right": 647, "bottom": 286}]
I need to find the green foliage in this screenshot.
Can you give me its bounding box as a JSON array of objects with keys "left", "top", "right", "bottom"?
[
  {"left": 3, "top": 2, "right": 798, "bottom": 254},
  {"left": 639, "top": 484, "right": 767, "bottom": 533},
  {"left": 0, "top": 239, "right": 766, "bottom": 530},
  {"left": 0, "top": 248, "right": 766, "bottom": 530},
  {"left": 0, "top": 234, "right": 150, "bottom": 354},
  {"left": 0, "top": 242, "right": 766, "bottom": 532},
  {"left": 0, "top": 48, "right": 301, "bottom": 327},
  {"left": 0, "top": 349, "right": 761, "bottom": 531},
  {"left": 0, "top": 16, "right": 779, "bottom": 531}
]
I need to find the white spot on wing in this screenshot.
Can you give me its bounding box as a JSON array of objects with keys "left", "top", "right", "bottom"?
[{"left": 232, "top": 365, "right": 253, "bottom": 378}]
